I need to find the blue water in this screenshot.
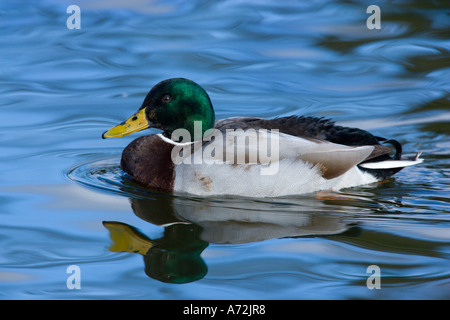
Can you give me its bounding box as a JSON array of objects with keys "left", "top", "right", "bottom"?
[{"left": 1, "top": 0, "right": 449, "bottom": 299}]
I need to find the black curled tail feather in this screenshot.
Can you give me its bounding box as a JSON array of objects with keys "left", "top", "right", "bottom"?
[
  {"left": 359, "top": 137, "right": 405, "bottom": 180},
  {"left": 375, "top": 137, "right": 402, "bottom": 160}
]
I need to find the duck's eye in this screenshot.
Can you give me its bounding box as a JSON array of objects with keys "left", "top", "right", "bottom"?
[{"left": 161, "top": 94, "right": 172, "bottom": 103}]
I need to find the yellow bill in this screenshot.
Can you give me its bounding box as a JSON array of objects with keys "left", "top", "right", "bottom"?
[
  {"left": 102, "top": 108, "right": 150, "bottom": 139},
  {"left": 103, "top": 221, "right": 153, "bottom": 255}
]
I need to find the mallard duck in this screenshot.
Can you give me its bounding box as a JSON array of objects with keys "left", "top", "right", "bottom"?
[{"left": 102, "top": 78, "right": 422, "bottom": 197}]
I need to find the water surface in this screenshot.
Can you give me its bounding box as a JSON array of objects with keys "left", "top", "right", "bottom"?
[{"left": 0, "top": 0, "right": 449, "bottom": 299}]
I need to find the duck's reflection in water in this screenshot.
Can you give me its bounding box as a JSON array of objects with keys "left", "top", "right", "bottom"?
[
  {"left": 103, "top": 194, "right": 355, "bottom": 283},
  {"left": 104, "top": 221, "right": 208, "bottom": 284}
]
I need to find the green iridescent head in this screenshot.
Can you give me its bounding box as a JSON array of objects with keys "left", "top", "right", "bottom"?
[{"left": 103, "top": 78, "right": 215, "bottom": 140}]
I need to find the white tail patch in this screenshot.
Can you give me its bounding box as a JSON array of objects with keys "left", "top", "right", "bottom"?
[{"left": 359, "top": 153, "right": 424, "bottom": 169}]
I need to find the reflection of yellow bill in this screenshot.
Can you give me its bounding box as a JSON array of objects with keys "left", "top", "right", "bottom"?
[
  {"left": 103, "top": 221, "right": 152, "bottom": 255},
  {"left": 102, "top": 108, "right": 150, "bottom": 139}
]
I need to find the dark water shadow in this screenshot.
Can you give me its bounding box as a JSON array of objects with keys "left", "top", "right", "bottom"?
[{"left": 103, "top": 194, "right": 357, "bottom": 283}]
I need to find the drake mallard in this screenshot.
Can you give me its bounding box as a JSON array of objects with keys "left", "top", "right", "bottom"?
[{"left": 102, "top": 78, "right": 423, "bottom": 197}]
